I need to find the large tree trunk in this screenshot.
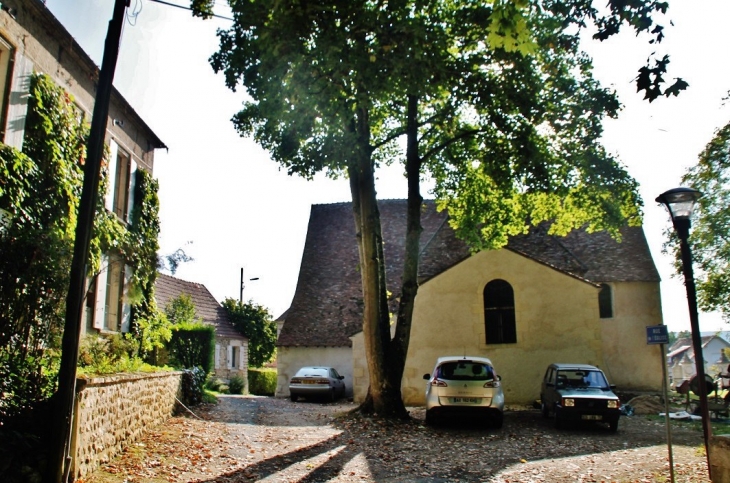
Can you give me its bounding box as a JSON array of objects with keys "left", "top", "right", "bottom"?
[
  {"left": 350, "top": 96, "right": 422, "bottom": 420},
  {"left": 387, "top": 95, "right": 422, "bottom": 401},
  {"left": 347, "top": 107, "right": 405, "bottom": 418}
]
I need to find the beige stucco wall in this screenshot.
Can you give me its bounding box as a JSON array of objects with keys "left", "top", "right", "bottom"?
[
  {"left": 599, "top": 281, "right": 664, "bottom": 391},
  {"left": 276, "top": 346, "right": 353, "bottom": 397},
  {"left": 352, "top": 249, "right": 663, "bottom": 406}
]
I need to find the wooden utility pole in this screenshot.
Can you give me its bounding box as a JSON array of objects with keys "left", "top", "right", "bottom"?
[{"left": 45, "top": 1, "right": 129, "bottom": 481}]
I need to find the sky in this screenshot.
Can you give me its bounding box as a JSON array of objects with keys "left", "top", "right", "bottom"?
[{"left": 45, "top": 0, "right": 730, "bottom": 333}]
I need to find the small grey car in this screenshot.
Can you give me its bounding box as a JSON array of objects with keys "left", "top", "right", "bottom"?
[{"left": 289, "top": 366, "right": 346, "bottom": 402}]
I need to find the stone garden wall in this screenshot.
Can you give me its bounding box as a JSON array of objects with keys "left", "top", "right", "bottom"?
[{"left": 70, "top": 371, "right": 182, "bottom": 480}]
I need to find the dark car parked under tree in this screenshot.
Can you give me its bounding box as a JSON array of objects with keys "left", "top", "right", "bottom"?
[{"left": 540, "top": 363, "right": 621, "bottom": 432}]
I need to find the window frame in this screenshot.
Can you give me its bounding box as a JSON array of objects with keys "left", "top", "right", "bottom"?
[{"left": 483, "top": 279, "right": 517, "bottom": 345}]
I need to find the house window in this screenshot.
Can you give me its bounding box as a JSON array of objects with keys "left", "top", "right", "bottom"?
[
  {"left": 92, "top": 254, "right": 131, "bottom": 333},
  {"left": 0, "top": 36, "right": 13, "bottom": 140},
  {"left": 484, "top": 279, "right": 516, "bottom": 344},
  {"left": 105, "top": 141, "right": 137, "bottom": 223},
  {"left": 598, "top": 284, "right": 613, "bottom": 319}
]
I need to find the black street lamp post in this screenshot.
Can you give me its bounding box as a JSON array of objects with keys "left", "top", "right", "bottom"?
[{"left": 656, "top": 187, "right": 711, "bottom": 476}]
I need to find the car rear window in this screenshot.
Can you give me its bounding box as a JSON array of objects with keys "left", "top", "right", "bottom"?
[
  {"left": 556, "top": 369, "right": 609, "bottom": 389},
  {"left": 295, "top": 368, "right": 329, "bottom": 377},
  {"left": 438, "top": 361, "right": 495, "bottom": 381}
]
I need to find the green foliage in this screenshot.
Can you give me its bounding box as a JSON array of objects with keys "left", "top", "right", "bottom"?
[
  {"left": 248, "top": 368, "right": 276, "bottom": 396},
  {"left": 228, "top": 374, "right": 246, "bottom": 394},
  {"left": 165, "top": 293, "right": 201, "bottom": 325},
  {"left": 222, "top": 298, "right": 276, "bottom": 368},
  {"left": 180, "top": 366, "right": 207, "bottom": 406},
  {"left": 0, "top": 74, "right": 88, "bottom": 420},
  {"left": 167, "top": 322, "right": 215, "bottom": 374},
  {"left": 0, "top": 73, "right": 163, "bottom": 419},
  {"left": 679, "top": 121, "right": 730, "bottom": 319},
  {"left": 205, "top": 377, "right": 226, "bottom": 392}
]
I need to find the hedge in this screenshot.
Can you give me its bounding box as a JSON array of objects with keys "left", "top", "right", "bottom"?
[
  {"left": 167, "top": 323, "right": 215, "bottom": 374},
  {"left": 248, "top": 368, "right": 276, "bottom": 395}
]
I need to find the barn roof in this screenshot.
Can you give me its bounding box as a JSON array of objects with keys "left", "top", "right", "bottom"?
[{"left": 278, "top": 199, "right": 659, "bottom": 348}]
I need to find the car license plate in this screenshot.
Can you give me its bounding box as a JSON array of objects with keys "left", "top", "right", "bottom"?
[
  {"left": 452, "top": 397, "right": 481, "bottom": 404},
  {"left": 303, "top": 380, "right": 318, "bottom": 384},
  {"left": 582, "top": 414, "right": 602, "bottom": 420}
]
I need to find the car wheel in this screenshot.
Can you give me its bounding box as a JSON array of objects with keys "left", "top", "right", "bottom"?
[
  {"left": 541, "top": 399, "right": 549, "bottom": 419},
  {"left": 554, "top": 410, "right": 563, "bottom": 429},
  {"left": 492, "top": 412, "right": 504, "bottom": 429},
  {"left": 609, "top": 419, "right": 619, "bottom": 433},
  {"left": 290, "top": 393, "right": 298, "bottom": 402},
  {"left": 425, "top": 409, "right": 438, "bottom": 426}
]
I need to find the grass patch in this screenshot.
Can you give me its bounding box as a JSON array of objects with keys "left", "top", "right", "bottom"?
[
  {"left": 202, "top": 389, "right": 218, "bottom": 404},
  {"left": 645, "top": 414, "right": 730, "bottom": 434}
]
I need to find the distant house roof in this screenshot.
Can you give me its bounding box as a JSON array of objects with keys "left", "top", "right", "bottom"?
[
  {"left": 667, "top": 335, "right": 730, "bottom": 364},
  {"left": 155, "top": 273, "right": 244, "bottom": 340},
  {"left": 278, "top": 199, "right": 659, "bottom": 348}
]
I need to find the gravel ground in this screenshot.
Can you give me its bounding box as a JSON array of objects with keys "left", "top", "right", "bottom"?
[{"left": 81, "top": 395, "right": 711, "bottom": 483}]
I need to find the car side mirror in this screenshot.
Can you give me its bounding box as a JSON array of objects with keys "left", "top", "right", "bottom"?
[
  {"left": 497, "top": 375, "right": 502, "bottom": 381},
  {"left": 423, "top": 374, "right": 430, "bottom": 380}
]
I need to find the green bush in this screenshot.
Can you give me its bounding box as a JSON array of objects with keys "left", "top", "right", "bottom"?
[
  {"left": 167, "top": 323, "right": 215, "bottom": 374},
  {"left": 205, "top": 377, "right": 226, "bottom": 392},
  {"left": 180, "top": 366, "right": 207, "bottom": 406},
  {"left": 228, "top": 374, "right": 246, "bottom": 394},
  {"left": 248, "top": 368, "right": 276, "bottom": 396}
]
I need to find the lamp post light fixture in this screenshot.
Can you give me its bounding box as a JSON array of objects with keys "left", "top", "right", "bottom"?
[
  {"left": 240, "top": 267, "right": 260, "bottom": 303},
  {"left": 655, "top": 187, "right": 711, "bottom": 474}
]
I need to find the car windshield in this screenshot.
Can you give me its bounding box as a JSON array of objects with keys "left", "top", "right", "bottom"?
[
  {"left": 295, "top": 368, "right": 329, "bottom": 378},
  {"left": 437, "top": 361, "right": 494, "bottom": 381},
  {"left": 556, "top": 369, "right": 609, "bottom": 389}
]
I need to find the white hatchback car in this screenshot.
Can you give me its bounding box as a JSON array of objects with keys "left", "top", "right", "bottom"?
[{"left": 423, "top": 356, "right": 505, "bottom": 428}]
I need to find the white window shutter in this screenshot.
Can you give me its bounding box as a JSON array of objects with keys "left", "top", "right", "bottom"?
[
  {"left": 105, "top": 141, "right": 119, "bottom": 211},
  {"left": 93, "top": 256, "right": 109, "bottom": 329},
  {"left": 4, "top": 54, "right": 32, "bottom": 150},
  {"left": 215, "top": 344, "right": 220, "bottom": 369},
  {"left": 120, "top": 264, "right": 133, "bottom": 333},
  {"left": 227, "top": 346, "right": 233, "bottom": 369},
  {"left": 239, "top": 344, "right": 245, "bottom": 370},
  {"left": 126, "top": 160, "right": 137, "bottom": 222}
]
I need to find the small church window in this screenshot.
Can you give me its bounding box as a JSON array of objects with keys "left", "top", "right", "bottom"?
[
  {"left": 484, "top": 279, "right": 516, "bottom": 344},
  {"left": 599, "top": 284, "right": 613, "bottom": 319}
]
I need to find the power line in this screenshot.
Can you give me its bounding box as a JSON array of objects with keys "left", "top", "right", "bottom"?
[{"left": 147, "top": 0, "right": 233, "bottom": 21}]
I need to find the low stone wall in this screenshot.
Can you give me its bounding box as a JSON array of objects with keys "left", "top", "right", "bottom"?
[{"left": 70, "top": 371, "right": 182, "bottom": 480}]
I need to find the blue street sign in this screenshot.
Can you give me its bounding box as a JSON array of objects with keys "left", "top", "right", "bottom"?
[{"left": 646, "top": 325, "right": 669, "bottom": 345}]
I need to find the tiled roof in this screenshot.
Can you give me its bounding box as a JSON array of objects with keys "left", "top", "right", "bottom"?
[
  {"left": 278, "top": 199, "right": 659, "bottom": 348},
  {"left": 154, "top": 273, "right": 245, "bottom": 340}
]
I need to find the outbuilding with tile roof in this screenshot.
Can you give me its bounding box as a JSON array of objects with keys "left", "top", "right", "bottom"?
[
  {"left": 276, "top": 200, "right": 665, "bottom": 405},
  {"left": 156, "top": 274, "right": 248, "bottom": 384}
]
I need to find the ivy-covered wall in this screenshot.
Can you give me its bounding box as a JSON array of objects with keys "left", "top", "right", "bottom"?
[{"left": 0, "top": 73, "right": 162, "bottom": 420}]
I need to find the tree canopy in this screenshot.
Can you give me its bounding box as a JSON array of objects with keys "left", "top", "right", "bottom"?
[
  {"left": 222, "top": 298, "right": 277, "bottom": 368},
  {"left": 681, "top": 121, "right": 730, "bottom": 319},
  {"left": 195, "top": 0, "right": 679, "bottom": 417}
]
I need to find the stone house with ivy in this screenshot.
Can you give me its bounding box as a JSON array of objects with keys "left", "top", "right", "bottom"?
[
  {"left": 155, "top": 274, "right": 249, "bottom": 384},
  {"left": 276, "top": 200, "right": 665, "bottom": 405},
  {"left": 0, "top": 0, "right": 166, "bottom": 335}
]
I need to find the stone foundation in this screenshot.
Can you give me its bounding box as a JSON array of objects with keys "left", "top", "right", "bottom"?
[{"left": 70, "top": 371, "right": 182, "bottom": 480}]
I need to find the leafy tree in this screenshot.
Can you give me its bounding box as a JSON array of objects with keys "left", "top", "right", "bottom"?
[
  {"left": 0, "top": 73, "right": 164, "bottom": 420},
  {"left": 680, "top": 121, "right": 730, "bottom": 320},
  {"left": 197, "top": 0, "right": 678, "bottom": 418},
  {"left": 165, "top": 293, "right": 201, "bottom": 325},
  {"left": 222, "top": 298, "right": 276, "bottom": 368}
]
